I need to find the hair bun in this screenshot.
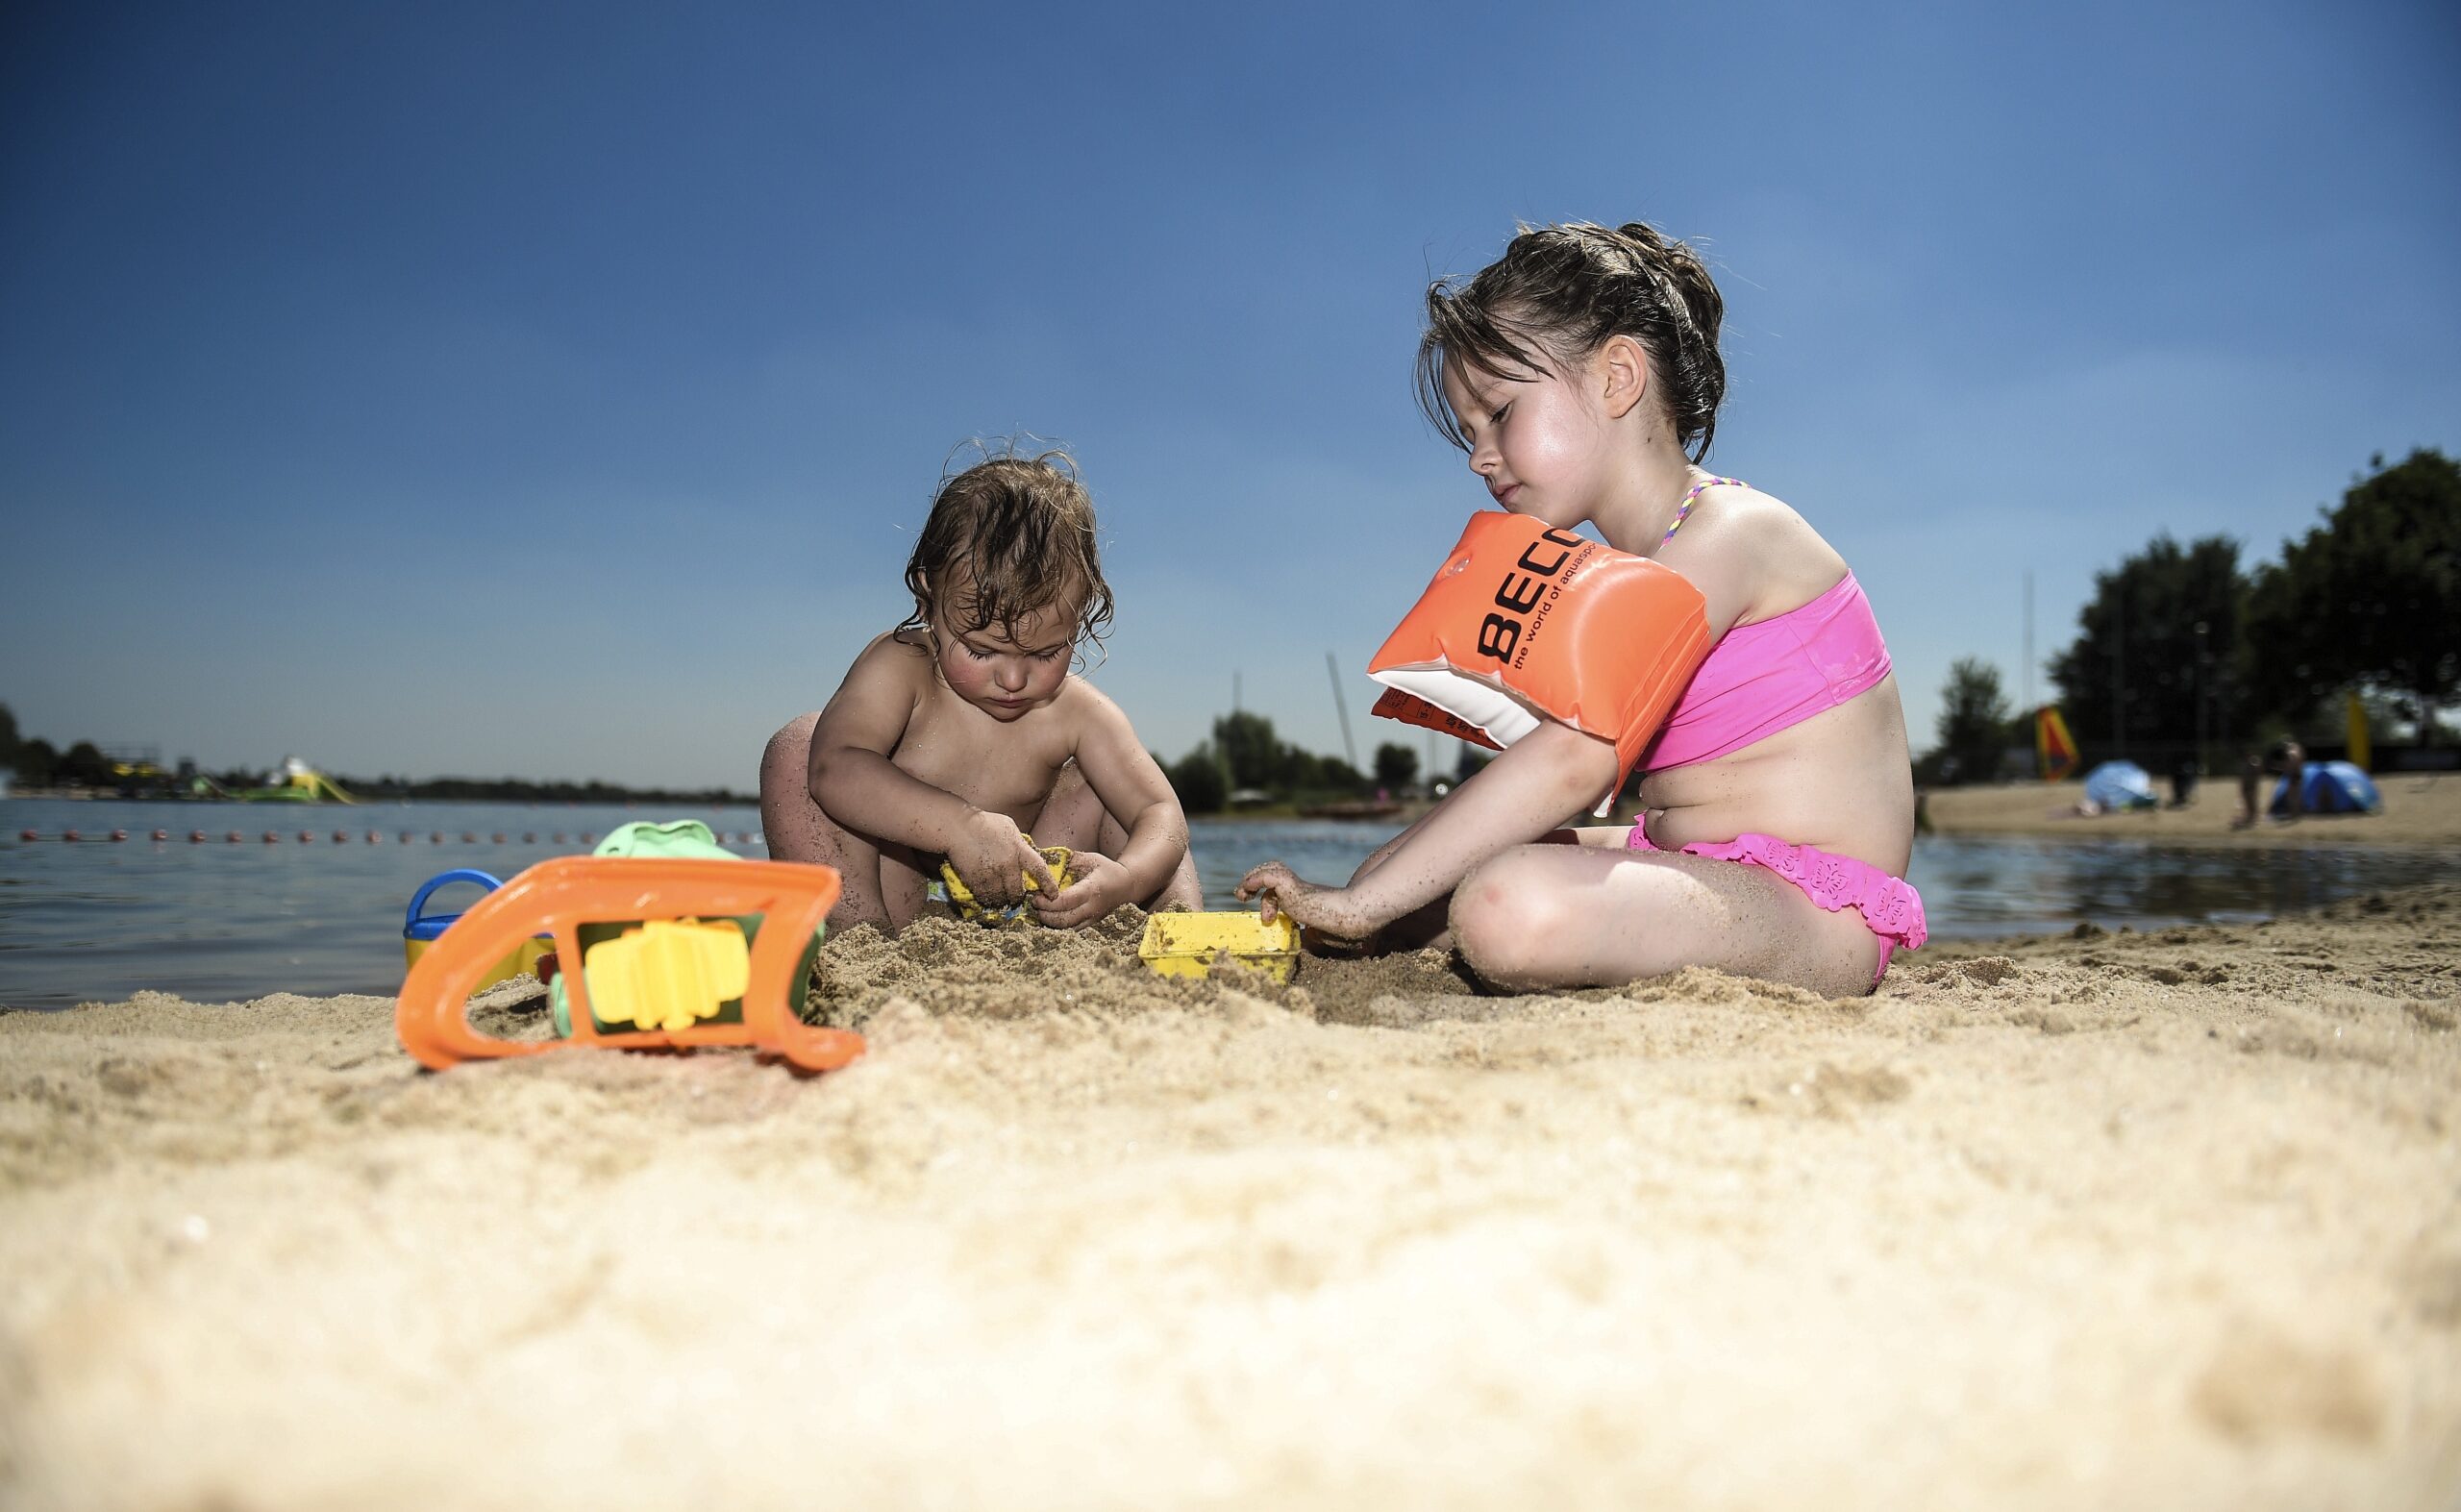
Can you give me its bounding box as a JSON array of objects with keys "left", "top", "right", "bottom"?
[{"left": 1418, "top": 218, "right": 1730, "bottom": 462}]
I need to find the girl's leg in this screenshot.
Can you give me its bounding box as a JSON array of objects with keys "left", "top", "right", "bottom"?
[
  {"left": 758, "top": 713, "right": 930, "bottom": 931},
  {"left": 1448, "top": 842, "right": 1887, "bottom": 998},
  {"left": 1351, "top": 825, "right": 1610, "bottom": 954},
  {"left": 1032, "top": 761, "right": 1204, "bottom": 911}
]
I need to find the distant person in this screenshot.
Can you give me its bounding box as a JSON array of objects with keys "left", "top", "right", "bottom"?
[
  {"left": 2231, "top": 739, "right": 2306, "bottom": 829},
  {"left": 2168, "top": 755, "right": 2199, "bottom": 809},
  {"left": 758, "top": 447, "right": 1201, "bottom": 931},
  {"left": 1234, "top": 220, "right": 1924, "bottom": 996}
]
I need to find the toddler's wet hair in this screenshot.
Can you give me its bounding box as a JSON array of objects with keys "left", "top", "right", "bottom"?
[
  {"left": 901, "top": 442, "right": 1115, "bottom": 656},
  {"left": 1418, "top": 220, "right": 1728, "bottom": 462}
]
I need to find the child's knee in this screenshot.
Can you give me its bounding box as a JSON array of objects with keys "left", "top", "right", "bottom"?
[
  {"left": 759, "top": 713, "right": 822, "bottom": 797},
  {"left": 1450, "top": 855, "right": 1574, "bottom": 987}
]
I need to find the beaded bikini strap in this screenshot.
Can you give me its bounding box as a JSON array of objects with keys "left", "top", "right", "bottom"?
[{"left": 1661, "top": 475, "right": 1748, "bottom": 546}]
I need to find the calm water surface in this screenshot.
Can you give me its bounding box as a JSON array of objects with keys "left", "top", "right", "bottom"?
[{"left": 4, "top": 798, "right": 2456, "bottom": 1009}]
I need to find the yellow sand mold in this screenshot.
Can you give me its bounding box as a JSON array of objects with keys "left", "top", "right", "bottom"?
[
  {"left": 940, "top": 844, "right": 1075, "bottom": 924},
  {"left": 582, "top": 918, "right": 750, "bottom": 1032},
  {"left": 1138, "top": 911, "right": 1302, "bottom": 982}
]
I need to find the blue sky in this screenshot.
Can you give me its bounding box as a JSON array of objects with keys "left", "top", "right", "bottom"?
[{"left": 4, "top": 1, "right": 2454, "bottom": 789}]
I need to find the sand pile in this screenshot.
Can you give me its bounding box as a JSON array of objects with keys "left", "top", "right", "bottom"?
[{"left": 4, "top": 889, "right": 2459, "bottom": 1508}]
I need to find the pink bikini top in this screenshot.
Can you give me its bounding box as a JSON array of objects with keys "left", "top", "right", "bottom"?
[{"left": 1637, "top": 570, "right": 1892, "bottom": 773}]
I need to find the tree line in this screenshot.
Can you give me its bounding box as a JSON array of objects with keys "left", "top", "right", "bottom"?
[
  {"left": 1159, "top": 710, "right": 1444, "bottom": 815},
  {"left": 0, "top": 707, "right": 751, "bottom": 805},
  {"left": 1927, "top": 449, "right": 2459, "bottom": 783}
]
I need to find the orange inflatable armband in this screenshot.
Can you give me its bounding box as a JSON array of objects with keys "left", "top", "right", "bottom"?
[
  {"left": 1367, "top": 513, "right": 1712, "bottom": 808},
  {"left": 396, "top": 855, "right": 862, "bottom": 1075}
]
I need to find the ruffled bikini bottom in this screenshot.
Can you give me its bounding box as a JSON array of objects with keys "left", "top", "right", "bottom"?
[{"left": 1627, "top": 828, "right": 1927, "bottom": 985}]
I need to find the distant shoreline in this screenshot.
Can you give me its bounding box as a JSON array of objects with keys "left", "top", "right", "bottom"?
[
  {"left": 1922, "top": 773, "right": 2460, "bottom": 849},
  {"left": 1, "top": 789, "right": 758, "bottom": 808}
]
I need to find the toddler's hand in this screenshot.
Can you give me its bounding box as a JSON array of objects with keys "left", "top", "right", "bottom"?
[
  {"left": 948, "top": 810, "right": 1060, "bottom": 910},
  {"left": 1032, "top": 850, "right": 1129, "bottom": 929}
]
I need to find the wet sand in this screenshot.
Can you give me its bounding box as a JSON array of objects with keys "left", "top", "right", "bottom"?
[{"left": 5, "top": 886, "right": 2460, "bottom": 1507}]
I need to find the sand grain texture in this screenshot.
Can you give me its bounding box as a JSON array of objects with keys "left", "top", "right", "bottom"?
[{"left": 5, "top": 887, "right": 2460, "bottom": 1508}]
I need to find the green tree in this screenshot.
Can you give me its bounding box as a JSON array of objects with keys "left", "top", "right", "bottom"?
[
  {"left": 0, "top": 704, "right": 18, "bottom": 770},
  {"left": 1211, "top": 711, "right": 1284, "bottom": 790},
  {"left": 2243, "top": 449, "right": 2461, "bottom": 741},
  {"left": 60, "top": 740, "right": 114, "bottom": 788},
  {"left": 1167, "top": 744, "right": 1228, "bottom": 814},
  {"left": 14, "top": 737, "right": 58, "bottom": 786},
  {"left": 1931, "top": 658, "right": 2012, "bottom": 785},
  {"left": 1372, "top": 741, "right": 1419, "bottom": 790},
  {"left": 2046, "top": 533, "right": 2250, "bottom": 758}
]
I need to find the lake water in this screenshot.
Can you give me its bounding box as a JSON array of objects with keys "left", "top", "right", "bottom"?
[{"left": 4, "top": 797, "right": 2457, "bottom": 1010}]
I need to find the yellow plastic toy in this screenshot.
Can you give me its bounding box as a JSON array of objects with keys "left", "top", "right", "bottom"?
[
  {"left": 1138, "top": 911, "right": 1303, "bottom": 982},
  {"left": 396, "top": 855, "right": 861, "bottom": 1075},
  {"left": 939, "top": 844, "right": 1074, "bottom": 924},
  {"left": 584, "top": 918, "right": 750, "bottom": 1032}
]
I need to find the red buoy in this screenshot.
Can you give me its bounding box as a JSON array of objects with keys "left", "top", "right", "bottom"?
[
  {"left": 17, "top": 830, "right": 37, "bottom": 842},
  {"left": 189, "top": 830, "right": 208, "bottom": 843},
  {"left": 149, "top": 829, "right": 168, "bottom": 841},
  {"left": 227, "top": 831, "right": 243, "bottom": 843},
  {"left": 490, "top": 833, "right": 507, "bottom": 844},
  {"left": 63, "top": 830, "right": 81, "bottom": 842},
  {"left": 262, "top": 831, "right": 280, "bottom": 843},
  {"left": 333, "top": 830, "right": 350, "bottom": 843}
]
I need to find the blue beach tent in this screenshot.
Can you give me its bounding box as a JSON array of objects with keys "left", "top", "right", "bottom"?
[
  {"left": 2082, "top": 760, "right": 2159, "bottom": 811},
  {"left": 2272, "top": 760, "right": 2382, "bottom": 816}
]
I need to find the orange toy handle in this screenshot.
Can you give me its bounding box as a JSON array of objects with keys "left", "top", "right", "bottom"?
[{"left": 395, "top": 856, "right": 862, "bottom": 1075}]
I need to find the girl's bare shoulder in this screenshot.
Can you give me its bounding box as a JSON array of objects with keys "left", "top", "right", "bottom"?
[{"left": 1668, "top": 482, "right": 1851, "bottom": 626}]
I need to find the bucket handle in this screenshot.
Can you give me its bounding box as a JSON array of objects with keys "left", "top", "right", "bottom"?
[{"left": 404, "top": 868, "right": 505, "bottom": 932}]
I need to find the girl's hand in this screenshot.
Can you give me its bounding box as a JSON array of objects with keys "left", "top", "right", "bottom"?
[
  {"left": 1032, "top": 850, "right": 1130, "bottom": 929},
  {"left": 947, "top": 810, "right": 1060, "bottom": 909},
  {"left": 1234, "top": 862, "right": 1377, "bottom": 942}
]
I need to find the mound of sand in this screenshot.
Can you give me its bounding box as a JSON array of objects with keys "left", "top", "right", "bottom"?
[{"left": 4, "top": 888, "right": 2458, "bottom": 1508}]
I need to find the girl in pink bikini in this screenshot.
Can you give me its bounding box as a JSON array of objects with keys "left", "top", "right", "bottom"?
[{"left": 1236, "top": 220, "right": 1925, "bottom": 996}]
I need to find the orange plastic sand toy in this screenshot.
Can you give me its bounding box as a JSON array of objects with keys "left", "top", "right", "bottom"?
[{"left": 396, "top": 855, "right": 862, "bottom": 1075}]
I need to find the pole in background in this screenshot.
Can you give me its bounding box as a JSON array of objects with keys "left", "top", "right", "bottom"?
[
  {"left": 2113, "top": 591, "right": 2125, "bottom": 755},
  {"left": 1326, "top": 653, "right": 1358, "bottom": 771},
  {"left": 2018, "top": 571, "right": 2037, "bottom": 733},
  {"left": 2194, "top": 620, "right": 2209, "bottom": 774}
]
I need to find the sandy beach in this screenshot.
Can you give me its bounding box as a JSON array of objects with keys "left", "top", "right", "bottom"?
[
  {"left": 1924, "top": 770, "right": 2461, "bottom": 847},
  {"left": 7, "top": 841, "right": 2461, "bottom": 1506}
]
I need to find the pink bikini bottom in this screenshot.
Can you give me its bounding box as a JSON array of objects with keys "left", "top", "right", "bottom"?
[{"left": 1626, "top": 828, "right": 1927, "bottom": 984}]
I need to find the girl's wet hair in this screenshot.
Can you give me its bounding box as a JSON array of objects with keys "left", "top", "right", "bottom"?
[
  {"left": 1417, "top": 220, "right": 1728, "bottom": 462},
  {"left": 901, "top": 443, "right": 1115, "bottom": 659}
]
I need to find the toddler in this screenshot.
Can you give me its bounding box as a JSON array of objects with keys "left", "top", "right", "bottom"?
[{"left": 761, "top": 449, "right": 1201, "bottom": 931}]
